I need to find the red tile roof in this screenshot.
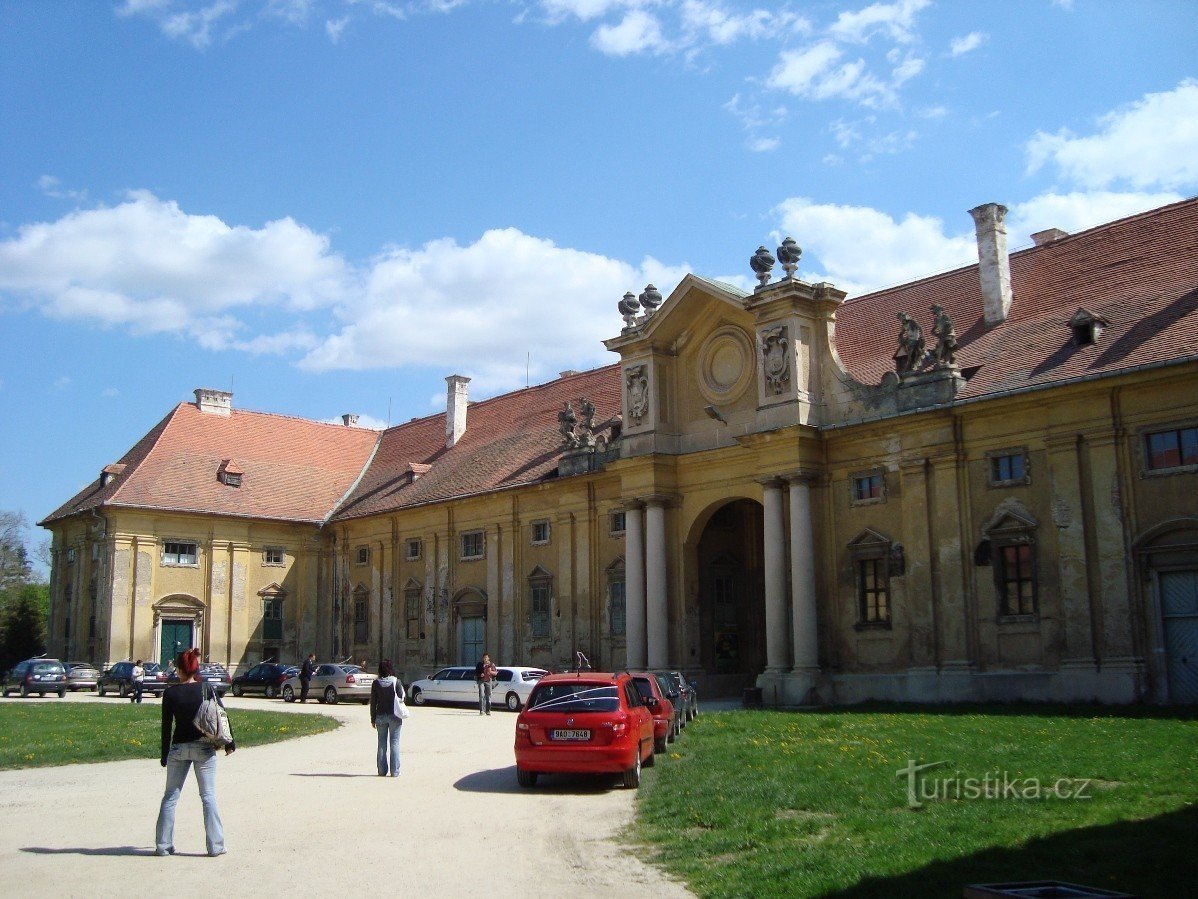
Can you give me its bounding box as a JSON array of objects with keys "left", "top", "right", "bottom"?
[
  {"left": 42, "top": 404, "right": 380, "bottom": 525},
  {"left": 331, "top": 366, "right": 622, "bottom": 521},
  {"left": 835, "top": 196, "right": 1198, "bottom": 397}
]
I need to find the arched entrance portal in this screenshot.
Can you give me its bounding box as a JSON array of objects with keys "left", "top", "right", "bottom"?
[{"left": 696, "top": 499, "right": 765, "bottom": 692}]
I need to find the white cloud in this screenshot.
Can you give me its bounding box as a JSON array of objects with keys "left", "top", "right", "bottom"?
[
  {"left": 299, "top": 228, "right": 689, "bottom": 393},
  {"left": 773, "top": 197, "right": 976, "bottom": 296},
  {"left": 724, "top": 93, "right": 783, "bottom": 152},
  {"left": 266, "top": 0, "right": 314, "bottom": 25},
  {"left": 160, "top": 0, "right": 239, "bottom": 49},
  {"left": 325, "top": 15, "right": 349, "bottom": 41},
  {"left": 749, "top": 136, "right": 780, "bottom": 152},
  {"left": 679, "top": 1, "right": 796, "bottom": 46},
  {"left": 36, "top": 175, "right": 88, "bottom": 203},
  {"left": 0, "top": 191, "right": 349, "bottom": 346},
  {"left": 1026, "top": 79, "right": 1198, "bottom": 191},
  {"left": 53, "top": 376, "right": 73, "bottom": 391},
  {"left": 102, "top": 387, "right": 121, "bottom": 398},
  {"left": 321, "top": 412, "right": 389, "bottom": 429},
  {"left": 1006, "top": 191, "right": 1183, "bottom": 244},
  {"left": 827, "top": 0, "right": 929, "bottom": 45},
  {"left": 591, "top": 10, "right": 668, "bottom": 56},
  {"left": 949, "top": 31, "right": 985, "bottom": 57},
  {"left": 767, "top": 41, "right": 899, "bottom": 107},
  {"left": 540, "top": 0, "right": 628, "bottom": 24}
]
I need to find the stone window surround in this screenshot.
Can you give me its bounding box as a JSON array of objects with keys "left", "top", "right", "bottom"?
[
  {"left": 404, "top": 586, "right": 421, "bottom": 640},
  {"left": 849, "top": 468, "right": 887, "bottom": 506},
  {"left": 355, "top": 545, "right": 371, "bottom": 566},
  {"left": 986, "top": 446, "right": 1031, "bottom": 488},
  {"left": 609, "top": 510, "right": 626, "bottom": 536},
  {"left": 848, "top": 531, "right": 892, "bottom": 629},
  {"left": 982, "top": 504, "right": 1040, "bottom": 623},
  {"left": 460, "top": 529, "right": 485, "bottom": 561},
  {"left": 404, "top": 537, "right": 422, "bottom": 561},
  {"left": 531, "top": 519, "right": 551, "bottom": 546},
  {"left": 66, "top": 547, "right": 76, "bottom": 564},
  {"left": 263, "top": 546, "right": 285, "bottom": 566},
  {"left": 161, "top": 539, "right": 200, "bottom": 567},
  {"left": 528, "top": 567, "right": 552, "bottom": 638},
  {"left": 1139, "top": 419, "right": 1198, "bottom": 477}
]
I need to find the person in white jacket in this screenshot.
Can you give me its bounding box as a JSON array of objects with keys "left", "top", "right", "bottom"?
[{"left": 369, "top": 660, "right": 406, "bottom": 777}]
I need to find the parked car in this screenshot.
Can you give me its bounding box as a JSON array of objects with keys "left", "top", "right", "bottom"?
[
  {"left": 280, "top": 663, "right": 376, "bottom": 704},
  {"left": 230, "top": 662, "right": 297, "bottom": 698},
  {"left": 65, "top": 661, "right": 101, "bottom": 692},
  {"left": 408, "top": 665, "right": 548, "bottom": 711},
  {"left": 631, "top": 672, "right": 679, "bottom": 753},
  {"left": 2, "top": 658, "right": 68, "bottom": 697},
  {"left": 650, "top": 669, "right": 697, "bottom": 724},
  {"left": 197, "top": 663, "right": 231, "bottom": 696},
  {"left": 98, "top": 661, "right": 167, "bottom": 698},
  {"left": 514, "top": 671, "right": 655, "bottom": 789}
]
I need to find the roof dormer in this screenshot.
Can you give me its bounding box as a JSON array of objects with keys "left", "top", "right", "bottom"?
[
  {"left": 217, "top": 459, "right": 244, "bottom": 488},
  {"left": 1068, "top": 308, "right": 1110, "bottom": 346}
]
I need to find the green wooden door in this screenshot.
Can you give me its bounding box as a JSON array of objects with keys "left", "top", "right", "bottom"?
[{"left": 160, "top": 620, "right": 193, "bottom": 666}]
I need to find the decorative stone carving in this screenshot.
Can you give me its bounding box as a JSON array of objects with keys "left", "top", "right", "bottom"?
[
  {"left": 760, "top": 325, "right": 791, "bottom": 395},
  {"left": 894, "top": 312, "right": 926, "bottom": 374},
  {"left": 776, "top": 237, "right": 801, "bottom": 279},
  {"left": 626, "top": 365, "right": 649, "bottom": 425},
  {"left": 638, "top": 284, "right": 662, "bottom": 316},
  {"left": 930, "top": 304, "right": 958, "bottom": 367},
  {"left": 558, "top": 401, "right": 578, "bottom": 447},
  {"left": 618, "top": 291, "right": 640, "bottom": 330},
  {"left": 578, "top": 397, "right": 597, "bottom": 447},
  {"left": 750, "top": 245, "right": 775, "bottom": 287}
]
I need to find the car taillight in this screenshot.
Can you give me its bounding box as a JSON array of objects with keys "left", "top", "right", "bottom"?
[
  {"left": 605, "top": 717, "right": 629, "bottom": 737},
  {"left": 345, "top": 674, "right": 356, "bottom": 684},
  {"left": 515, "top": 722, "right": 530, "bottom": 742},
  {"left": 516, "top": 722, "right": 529, "bottom": 731}
]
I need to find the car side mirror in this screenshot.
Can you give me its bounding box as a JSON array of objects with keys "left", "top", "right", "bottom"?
[{"left": 645, "top": 696, "right": 659, "bottom": 708}]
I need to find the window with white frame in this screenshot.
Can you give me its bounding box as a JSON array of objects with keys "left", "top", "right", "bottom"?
[
  {"left": 531, "top": 520, "right": 550, "bottom": 545},
  {"left": 850, "top": 470, "right": 885, "bottom": 504},
  {"left": 162, "top": 541, "right": 198, "bottom": 566},
  {"left": 405, "top": 538, "right": 422, "bottom": 561},
  {"left": 264, "top": 546, "right": 285, "bottom": 566},
  {"left": 460, "top": 530, "right": 484, "bottom": 560}
]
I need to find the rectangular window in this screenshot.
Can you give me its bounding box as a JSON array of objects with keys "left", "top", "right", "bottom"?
[
  {"left": 354, "top": 596, "right": 369, "bottom": 644},
  {"left": 263, "top": 546, "right": 285, "bottom": 566},
  {"left": 460, "top": 530, "right": 484, "bottom": 560},
  {"left": 405, "top": 589, "right": 420, "bottom": 639},
  {"left": 91, "top": 542, "right": 100, "bottom": 561},
  {"left": 1145, "top": 427, "right": 1198, "bottom": 471},
  {"left": 531, "top": 520, "right": 550, "bottom": 545},
  {"left": 610, "top": 511, "right": 626, "bottom": 535},
  {"left": 857, "top": 559, "right": 890, "bottom": 624},
  {"left": 356, "top": 545, "right": 370, "bottom": 565},
  {"left": 163, "top": 541, "right": 198, "bottom": 566},
  {"left": 530, "top": 584, "right": 551, "bottom": 637},
  {"left": 988, "top": 448, "right": 1029, "bottom": 486},
  {"left": 263, "top": 598, "right": 283, "bottom": 641},
  {"left": 998, "top": 543, "right": 1037, "bottom": 616},
  {"left": 66, "top": 547, "right": 76, "bottom": 564},
  {"left": 609, "top": 578, "right": 626, "bottom": 636},
  {"left": 405, "top": 538, "right": 422, "bottom": 561},
  {"left": 851, "top": 473, "right": 884, "bottom": 503},
  {"left": 88, "top": 614, "right": 96, "bottom": 640}
]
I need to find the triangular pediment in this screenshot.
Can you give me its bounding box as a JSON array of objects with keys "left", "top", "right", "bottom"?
[
  {"left": 848, "top": 528, "right": 892, "bottom": 549},
  {"left": 257, "top": 582, "right": 286, "bottom": 598},
  {"left": 982, "top": 500, "right": 1038, "bottom": 537},
  {"left": 402, "top": 577, "right": 423, "bottom": 591},
  {"left": 603, "top": 274, "right": 749, "bottom": 352}
]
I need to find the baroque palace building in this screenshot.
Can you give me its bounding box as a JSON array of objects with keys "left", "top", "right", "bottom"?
[{"left": 42, "top": 197, "right": 1198, "bottom": 705}]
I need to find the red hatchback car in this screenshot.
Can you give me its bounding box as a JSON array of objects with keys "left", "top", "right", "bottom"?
[
  {"left": 514, "top": 672, "right": 655, "bottom": 789},
  {"left": 631, "top": 672, "right": 678, "bottom": 754}
]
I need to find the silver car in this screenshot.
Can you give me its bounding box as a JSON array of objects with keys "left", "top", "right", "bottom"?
[
  {"left": 65, "top": 662, "right": 100, "bottom": 692},
  {"left": 280, "top": 664, "right": 376, "bottom": 704},
  {"left": 408, "top": 665, "right": 547, "bottom": 711}
]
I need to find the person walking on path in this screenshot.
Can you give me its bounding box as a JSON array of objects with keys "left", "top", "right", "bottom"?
[
  {"left": 156, "top": 647, "right": 235, "bottom": 857},
  {"left": 130, "top": 659, "right": 145, "bottom": 704},
  {"left": 369, "top": 660, "right": 405, "bottom": 777},
  {"left": 299, "top": 653, "right": 315, "bottom": 703},
  {"left": 475, "top": 653, "right": 497, "bottom": 715}
]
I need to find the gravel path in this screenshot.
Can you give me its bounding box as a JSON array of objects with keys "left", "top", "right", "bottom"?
[{"left": 0, "top": 692, "right": 692, "bottom": 897}]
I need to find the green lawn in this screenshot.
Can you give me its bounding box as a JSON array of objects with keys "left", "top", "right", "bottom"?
[
  {"left": 632, "top": 705, "right": 1198, "bottom": 898},
  {"left": 0, "top": 701, "right": 339, "bottom": 769}
]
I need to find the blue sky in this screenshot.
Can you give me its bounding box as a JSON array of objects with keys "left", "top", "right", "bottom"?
[{"left": 2, "top": 0, "right": 1196, "bottom": 568}]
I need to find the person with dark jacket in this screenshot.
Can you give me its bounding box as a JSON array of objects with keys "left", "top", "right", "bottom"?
[
  {"left": 300, "top": 653, "right": 315, "bottom": 703},
  {"left": 369, "top": 660, "right": 405, "bottom": 777},
  {"left": 156, "top": 647, "right": 235, "bottom": 857}
]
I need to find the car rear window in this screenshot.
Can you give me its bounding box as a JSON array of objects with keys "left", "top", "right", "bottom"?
[
  {"left": 32, "top": 662, "right": 65, "bottom": 674},
  {"left": 632, "top": 677, "right": 656, "bottom": 701},
  {"left": 529, "top": 683, "right": 619, "bottom": 713},
  {"left": 522, "top": 670, "right": 546, "bottom": 681}
]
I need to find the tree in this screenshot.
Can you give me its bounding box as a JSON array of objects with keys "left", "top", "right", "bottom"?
[
  {"left": 0, "top": 511, "right": 32, "bottom": 594},
  {"left": 0, "top": 584, "right": 47, "bottom": 670}
]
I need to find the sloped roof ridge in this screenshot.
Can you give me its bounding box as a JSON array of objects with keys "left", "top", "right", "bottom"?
[
  {"left": 379, "top": 362, "right": 621, "bottom": 437},
  {"left": 218, "top": 404, "right": 383, "bottom": 431},
  {"left": 843, "top": 194, "right": 1198, "bottom": 308},
  {"left": 107, "top": 403, "right": 187, "bottom": 507}
]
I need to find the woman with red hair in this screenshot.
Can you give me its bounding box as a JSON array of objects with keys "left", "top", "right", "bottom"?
[{"left": 156, "top": 648, "right": 235, "bottom": 857}]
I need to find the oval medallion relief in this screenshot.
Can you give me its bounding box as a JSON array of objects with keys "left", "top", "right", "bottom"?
[{"left": 697, "top": 325, "right": 754, "bottom": 405}]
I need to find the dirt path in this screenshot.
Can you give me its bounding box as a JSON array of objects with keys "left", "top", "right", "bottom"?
[{"left": 0, "top": 692, "right": 692, "bottom": 897}]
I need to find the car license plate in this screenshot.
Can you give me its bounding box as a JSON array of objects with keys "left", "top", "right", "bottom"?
[{"left": 550, "top": 729, "right": 590, "bottom": 741}]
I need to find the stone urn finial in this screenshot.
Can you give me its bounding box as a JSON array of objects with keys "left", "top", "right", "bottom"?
[
  {"left": 777, "top": 237, "right": 801, "bottom": 279},
  {"left": 618, "top": 291, "right": 640, "bottom": 329},
  {"left": 639, "top": 284, "right": 662, "bottom": 315},
  {"left": 750, "top": 245, "right": 775, "bottom": 287}
]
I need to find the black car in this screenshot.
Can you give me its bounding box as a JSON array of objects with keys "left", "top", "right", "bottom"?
[
  {"left": 230, "top": 662, "right": 296, "bottom": 698},
  {"left": 98, "top": 661, "right": 167, "bottom": 698},
  {"left": 2, "top": 658, "right": 68, "bottom": 697},
  {"left": 651, "top": 669, "right": 698, "bottom": 723}
]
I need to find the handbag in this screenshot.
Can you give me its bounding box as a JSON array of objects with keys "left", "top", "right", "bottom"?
[
  {"left": 393, "top": 681, "right": 410, "bottom": 720},
  {"left": 193, "top": 682, "right": 234, "bottom": 746}
]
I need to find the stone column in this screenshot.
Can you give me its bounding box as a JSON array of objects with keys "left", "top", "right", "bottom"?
[
  {"left": 646, "top": 498, "right": 669, "bottom": 668},
  {"left": 1087, "top": 434, "right": 1137, "bottom": 686},
  {"left": 625, "top": 505, "right": 646, "bottom": 668},
  {"left": 788, "top": 476, "right": 819, "bottom": 673},
  {"left": 900, "top": 458, "right": 937, "bottom": 668},
  {"left": 762, "top": 479, "right": 790, "bottom": 671},
  {"left": 1046, "top": 434, "right": 1097, "bottom": 668}
]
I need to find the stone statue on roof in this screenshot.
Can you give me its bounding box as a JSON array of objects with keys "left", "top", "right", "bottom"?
[
  {"left": 930, "top": 304, "right": 958, "bottom": 368},
  {"left": 578, "top": 398, "right": 597, "bottom": 447},
  {"left": 558, "top": 401, "right": 578, "bottom": 448},
  {"left": 894, "top": 312, "right": 926, "bottom": 374}
]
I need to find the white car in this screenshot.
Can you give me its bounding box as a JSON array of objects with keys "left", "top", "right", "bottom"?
[
  {"left": 408, "top": 665, "right": 547, "bottom": 711},
  {"left": 280, "top": 663, "right": 376, "bottom": 704}
]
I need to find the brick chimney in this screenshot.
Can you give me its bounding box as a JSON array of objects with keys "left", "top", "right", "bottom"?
[
  {"left": 194, "top": 388, "right": 232, "bottom": 416},
  {"left": 969, "top": 203, "right": 1013, "bottom": 325},
  {"left": 445, "top": 375, "right": 470, "bottom": 448}
]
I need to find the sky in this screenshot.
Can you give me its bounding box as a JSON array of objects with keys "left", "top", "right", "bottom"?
[{"left": 1, "top": 0, "right": 1196, "bottom": 571}]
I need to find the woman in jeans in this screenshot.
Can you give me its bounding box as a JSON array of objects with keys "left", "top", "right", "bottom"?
[
  {"left": 370, "top": 659, "right": 404, "bottom": 776},
  {"left": 156, "top": 648, "right": 235, "bottom": 856}
]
